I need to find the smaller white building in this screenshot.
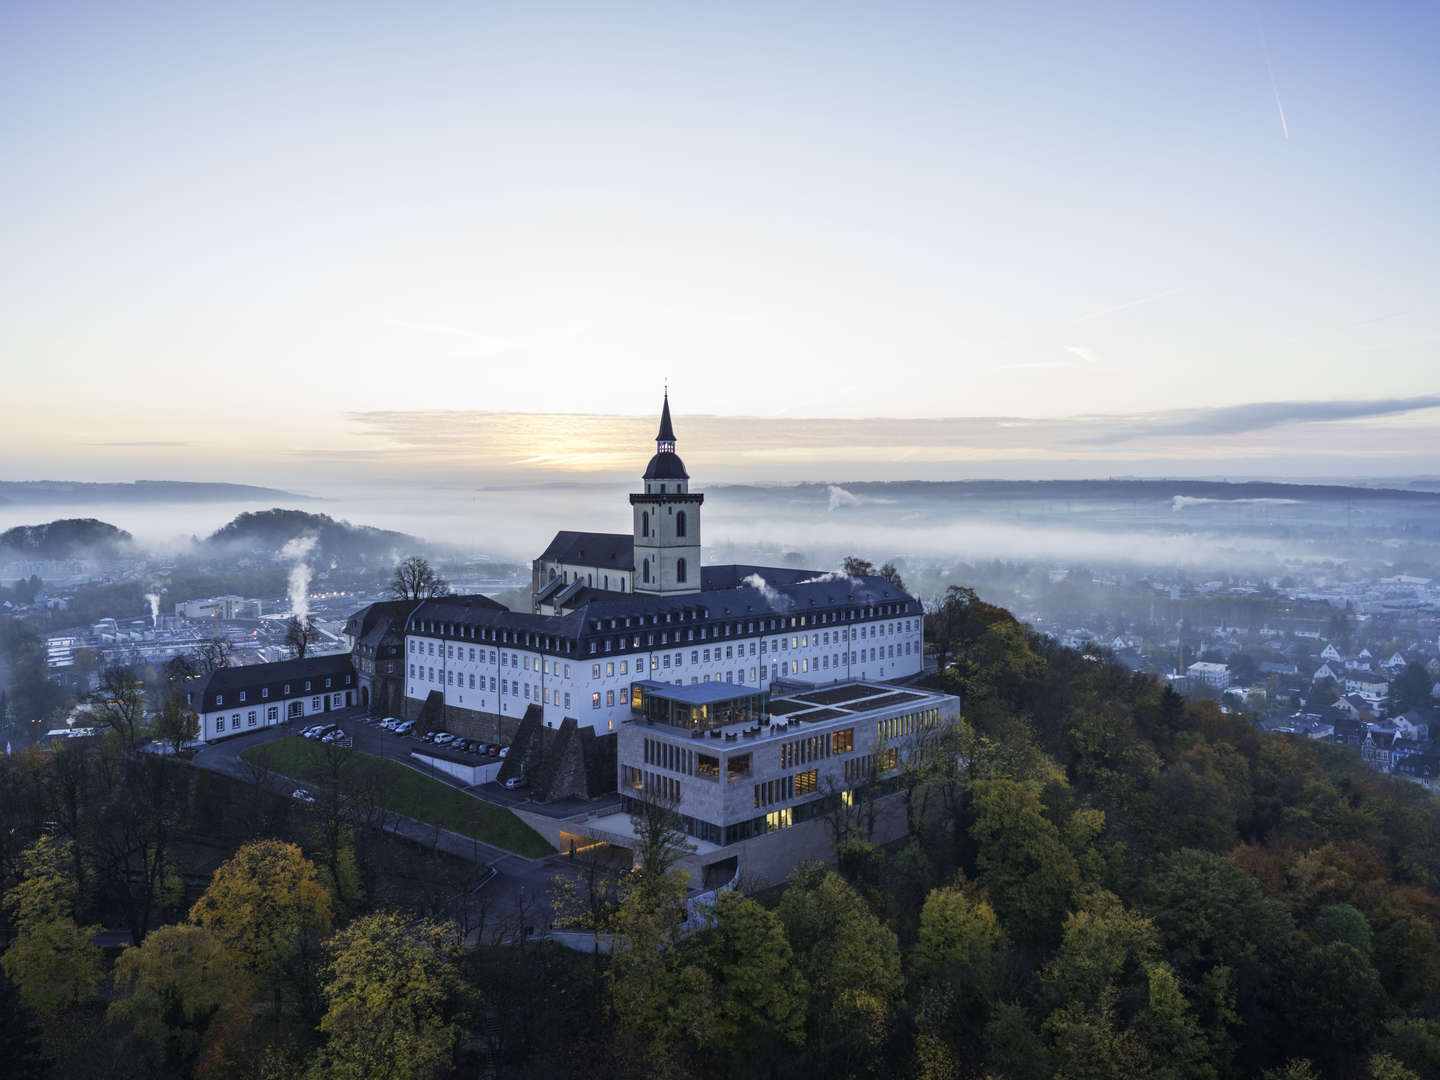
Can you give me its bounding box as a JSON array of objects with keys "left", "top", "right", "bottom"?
[{"left": 189, "top": 655, "right": 357, "bottom": 742}]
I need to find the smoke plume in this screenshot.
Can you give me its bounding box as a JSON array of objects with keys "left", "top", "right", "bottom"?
[
  {"left": 280, "top": 536, "right": 318, "bottom": 621},
  {"left": 144, "top": 592, "right": 160, "bottom": 627},
  {"left": 741, "top": 573, "right": 794, "bottom": 612}
]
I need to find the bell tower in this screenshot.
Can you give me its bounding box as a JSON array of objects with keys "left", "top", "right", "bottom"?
[{"left": 631, "top": 391, "right": 703, "bottom": 596}]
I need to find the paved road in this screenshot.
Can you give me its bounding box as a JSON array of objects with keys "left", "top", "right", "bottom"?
[{"left": 188, "top": 714, "right": 583, "bottom": 935}]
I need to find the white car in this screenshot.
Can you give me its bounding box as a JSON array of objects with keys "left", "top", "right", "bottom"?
[
  {"left": 379, "top": 716, "right": 399, "bottom": 730},
  {"left": 394, "top": 719, "right": 415, "bottom": 735},
  {"left": 322, "top": 729, "right": 345, "bottom": 744},
  {"left": 291, "top": 788, "right": 316, "bottom": 804},
  {"left": 498, "top": 746, "right": 509, "bottom": 759},
  {"left": 504, "top": 776, "right": 527, "bottom": 790},
  {"left": 433, "top": 732, "right": 456, "bottom": 745}
]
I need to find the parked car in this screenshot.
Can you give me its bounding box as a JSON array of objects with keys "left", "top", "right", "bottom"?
[
  {"left": 453, "top": 739, "right": 472, "bottom": 753},
  {"left": 291, "top": 788, "right": 316, "bottom": 804},
  {"left": 434, "top": 732, "right": 456, "bottom": 746},
  {"left": 421, "top": 730, "right": 439, "bottom": 743},
  {"left": 379, "top": 717, "right": 399, "bottom": 730},
  {"left": 504, "top": 776, "right": 527, "bottom": 790},
  {"left": 322, "top": 729, "right": 345, "bottom": 744},
  {"left": 498, "top": 746, "right": 510, "bottom": 759},
  {"left": 394, "top": 719, "right": 415, "bottom": 735},
  {"left": 485, "top": 744, "right": 500, "bottom": 756}
]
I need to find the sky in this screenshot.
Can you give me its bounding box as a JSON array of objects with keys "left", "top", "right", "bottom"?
[{"left": 3, "top": 0, "right": 1438, "bottom": 487}]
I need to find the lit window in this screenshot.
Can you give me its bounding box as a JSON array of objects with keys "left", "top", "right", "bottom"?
[{"left": 592, "top": 692, "right": 601, "bottom": 709}]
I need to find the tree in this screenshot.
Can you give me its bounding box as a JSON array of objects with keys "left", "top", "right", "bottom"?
[
  {"left": 629, "top": 793, "right": 693, "bottom": 904},
  {"left": 284, "top": 616, "right": 318, "bottom": 660},
  {"left": 913, "top": 876, "right": 1005, "bottom": 980},
  {"left": 969, "top": 778, "right": 1082, "bottom": 950},
  {"left": 108, "top": 924, "right": 253, "bottom": 1072},
  {"left": 777, "top": 864, "right": 904, "bottom": 1064},
  {"left": 90, "top": 665, "right": 148, "bottom": 747},
  {"left": 0, "top": 968, "right": 48, "bottom": 1080},
  {"left": 389, "top": 556, "right": 449, "bottom": 602},
  {"left": 194, "top": 637, "right": 232, "bottom": 676},
  {"left": 189, "top": 839, "right": 333, "bottom": 1009},
  {"left": 689, "top": 890, "right": 807, "bottom": 1072},
  {"left": 1, "top": 834, "right": 102, "bottom": 1015},
  {"left": 879, "top": 562, "right": 907, "bottom": 591},
  {"left": 310, "top": 912, "right": 463, "bottom": 1080},
  {"left": 1391, "top": 662, "right": 1434, "bottom": 714},
  {"left": 152, "top": 696, "right": 199, "bottom": 754},
  {"left": 842, "top": 557, "right": 877, "bottom": 578}
]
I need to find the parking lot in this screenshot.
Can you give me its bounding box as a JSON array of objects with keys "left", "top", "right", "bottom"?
[{"left": 323, "top": 713, "right": 532, "bottom": 798}]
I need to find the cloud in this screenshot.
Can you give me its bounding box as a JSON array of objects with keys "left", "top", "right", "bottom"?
[
  {"left": 1080, "top": 394, "right": 1440, "bottom": 445},
  {"left": 1062, "top": 345, "right": 1098, "bottom": 365},
  {"left": 1172, "top": 496, "right": 1303, "bottom": 512},
  {"left": 87, "top": 441, "right": 192, "bottom": 447}
]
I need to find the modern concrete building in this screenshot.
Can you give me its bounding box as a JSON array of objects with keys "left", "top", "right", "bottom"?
[{"left": 580, "top": 679, "right": 962, "bottom": 887}]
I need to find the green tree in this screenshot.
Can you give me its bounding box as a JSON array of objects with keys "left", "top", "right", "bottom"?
[
  {"left": 912, "top": 875, "right": 1004, "bottom": 979},
  {"left": 689, "top": 890, "right": 806, "bottom": 1073},
  {"left": 1391, "top": 662, "right": 1435, "bottom": 714},
  {"left": 0, "top": 969, "right": 48, "bottom": 1080},
  {"left": 777, "top": 864, "right": 904, "bottom": 1063},
  {"left": 970, "top": 778, "right": 1082, "bottom": 950},
  {"left": 310, "top": 912, "right": 464, "bottom": 1080},
  {"left": 152, "top": 696, "right": 199, "bottom": 754},
  {"left": 0, "top": 834, "right": 102, "bottom": 1015}
]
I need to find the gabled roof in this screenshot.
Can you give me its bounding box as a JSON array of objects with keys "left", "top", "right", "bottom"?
[
  {"left": 536, "top": 531, "right": 635, "bottom": 571},
  {"left": 198, "top": 654, "right": 355, "bottom": 710}
]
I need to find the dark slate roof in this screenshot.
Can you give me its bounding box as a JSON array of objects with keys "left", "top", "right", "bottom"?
[
  {"left": 536, "top": 531, "right": 635, "bottom": 571},
  {"left": 643, "top": 451, "right": 689, "bottom": 480},
  {"left": 344, "top": 599, "right": 421, "bottom": 641},
  {"left": 198, "top": 654, "right": 355, "bottom": 711},
  {"left": 406, "top": 564, "right": 922, "bottom": 658},
  {"left": 656, "top": 392, "right": 675, "bottom": 442}
]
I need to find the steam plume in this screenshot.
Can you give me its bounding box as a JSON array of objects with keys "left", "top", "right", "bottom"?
[
  {"left": 144, "top": 592, "right": 160, "bottom": 627},
  {"left": 797, "top": 571, "right": 859, "bottom": 585},
  {"left": 741, "top": 573, "right": 794, "bottom": 612},
  {"left": 280, "top": 536, "right": 318, "bottom": 622}
]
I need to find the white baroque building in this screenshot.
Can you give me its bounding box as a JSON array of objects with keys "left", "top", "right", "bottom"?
[{"left": 400, "top": 394, "right": 925, "bottom": 742}]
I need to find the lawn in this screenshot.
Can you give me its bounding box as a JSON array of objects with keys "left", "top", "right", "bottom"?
[{"left": 241, "top": 737, "right": 554, "bottom": 858}]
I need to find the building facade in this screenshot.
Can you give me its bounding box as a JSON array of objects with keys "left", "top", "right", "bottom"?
[{"left": 190, "top": 655, "right": 356, "bottom": 742}]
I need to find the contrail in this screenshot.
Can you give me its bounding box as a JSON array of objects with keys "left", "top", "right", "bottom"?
[{"left": 1260, "top": 21, "right": 1289, "bottom": 139}]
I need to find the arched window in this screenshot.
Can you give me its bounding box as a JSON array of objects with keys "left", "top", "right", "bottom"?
[
  {"left": 643, "top": 559, "right": 651, "bottom": 584},
  {"left": 676, "top": 511, "right": 687, "bottom": 538},
  {"left": 641, "top": 511, "right": 649, "bottom": 537},
  {"left": 677, "top": 558, "right": 687, "bottom": 583}
]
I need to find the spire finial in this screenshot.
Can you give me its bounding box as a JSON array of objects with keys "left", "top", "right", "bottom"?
[{"left": 656, "top": 387, "right": 676, "bottom": 451}]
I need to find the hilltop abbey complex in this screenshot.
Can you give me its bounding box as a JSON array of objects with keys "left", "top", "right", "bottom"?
[{"left": 193, "top": 395, "right": 959, "bottom": 884}]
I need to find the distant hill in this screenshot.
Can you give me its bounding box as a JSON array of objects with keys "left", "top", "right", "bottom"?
[
  {"left": 0, "top": 518, "right": 135, "bottom": 560},
  {"left": 205, "top": 509, "right": 422, "bottom": 565},
  {"left": 0, "top": 480, "right": 311, "bottom": 505},
  {"left": 713, "top": 478, "right": 1440, "bottom": 509}
]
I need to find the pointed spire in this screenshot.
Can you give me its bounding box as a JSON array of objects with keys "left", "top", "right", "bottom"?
[{"left": 656, "top": 389, "right": 676, "bottom": 450}]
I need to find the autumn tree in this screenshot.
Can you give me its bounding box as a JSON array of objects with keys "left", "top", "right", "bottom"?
[
  {"left": 108, "top": 924, "right": 253, "bottom": 1072},
  {"left": 1, "top": 834, "right": 102, "bottom": 1015},
  {"left": 189, "top": 839, "right": 333, "bottom": 1011},
  {"left": 607, "top": 867, "right": 697, "bottom": 1079},
  {"left": 389, "top": 555, "right": 450, "bottom": 602},
  {"left": 310, "top": 912, "right": 464, "bottom": 1080}
]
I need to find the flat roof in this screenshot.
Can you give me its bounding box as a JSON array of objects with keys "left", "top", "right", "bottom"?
[{"left": 634, "top": 680, "right": 762, "bottom": 706}]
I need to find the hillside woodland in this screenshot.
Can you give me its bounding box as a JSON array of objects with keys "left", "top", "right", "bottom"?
[{"left": 4, "top": 587, "right": 1440, "bottom": 1079}]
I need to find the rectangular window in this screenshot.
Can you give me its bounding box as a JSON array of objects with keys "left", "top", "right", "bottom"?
[
  {"left": 247, "top": 711, "right": 257, "bottom": 727},
  {"left": 312, "top": 697, "right": 320, "bottom": 710},
  {"left": 832, "top": 728, "right": 854, "bottom": 753},
  {"left": 216, "top": 695, "right": 224, "bottom": 707},
  {"left": 606, "top": 689, "right": 615, "bottom": 706},
  {"left": 592, "top": 692, "right": 601, "bottom": 709},
  {"left": 795, "top": 769, "right": 817, "bottom": 796},
  {"left": 239, "top": 690, "right": 246, "bottom": 703},
  {"left": 267, "top": 706, "right": 278, "bottom": 722},
  {"left": 691, "top": 650, "right": 699, "bottom": 664},
  {"left": 565, "top": 693, "right": 572, "bottom": 708},
  {"left": 592, "top": 663, "right": 601, "bottom": 678}
]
